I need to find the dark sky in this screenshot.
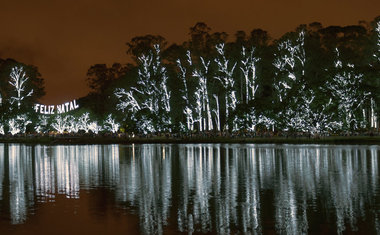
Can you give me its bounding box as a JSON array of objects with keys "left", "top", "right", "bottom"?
[{"left": 0, "top": 0, "right": 379, "bottom": 104}]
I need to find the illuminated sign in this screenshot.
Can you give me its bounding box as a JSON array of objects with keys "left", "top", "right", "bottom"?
[{"left": 34, "top": 99, "right": 79, "bottom": 115}]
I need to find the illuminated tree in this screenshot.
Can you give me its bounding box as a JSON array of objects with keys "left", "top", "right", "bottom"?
[
  {"left": 8, "top": 115, "right": 31, "bottom": 135},
  {"left": 78, "top": 112, "right": 91, "bottom": 133},
  {"left": 115, "top": 45, "right": 171, "bottom": 133},
  {"left": 192, "top": 56, "right": 213, "bottom": 132},
  {"left": 51, "top": 115, "right": 66, "bottom": 134},
  {"left": 9, "top": 66, "right": 34, "bottom": 109},
  {"left": 65, "top": 115, "right": 80, "bottom": 133},
  {"left": 89, "top": 121, "right": 102, "bottom": 134},
  {"left": 114, "top": 89, "right": 140, "bottom": 113},
  {"left": 214, "top": 43, "right": 237, "bottom": 131},
  {"left": 235, "top": 46, "right": 265, "bottom": 131},
  {"left": 177, "top": 51, "right": 194, "bottom": 131},
  {"left": 273, "top": 30, "right": 340, "bottom": 134},
  {"left": 35, "top": 115, "right": 49, "bottom": 133},
  {"left": 282, "top": 89, "right": 339, "bottom": 134},
  {"left": 374, "top": 20, "right": 380, "bottom": 64},
  {"left": 273, "top": 31, "right": 305, "bottom": 103},
  {"left": 329, "top": 48, "right": 370, "bottom": 130},
  {"left": 240, "top": 47, "right": 260, "bottom": 103},
  {"left": 370, "top": 19, "right": 380, "bottom": 128},
  {"left": 212, "top": 94, "right": 220, "bottom": 131},
  {"left": 104, "top": 114, "right": 120, "bottom": 133},
  {"left": 273, "top": 30, "right": 321, "bottom": 132}
]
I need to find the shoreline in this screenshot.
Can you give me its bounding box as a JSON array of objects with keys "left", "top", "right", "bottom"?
[{"left": 1, "top": 135, "right": 380, "bottom": 145}]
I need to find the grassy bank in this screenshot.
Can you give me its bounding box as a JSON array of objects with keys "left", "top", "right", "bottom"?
[{"left": 1, "top": 135, "right": 380, "bottom": 145}]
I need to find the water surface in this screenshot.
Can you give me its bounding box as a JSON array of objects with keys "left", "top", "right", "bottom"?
[{"left": 0, "top": 143, "right": 379, "bottom": 234}]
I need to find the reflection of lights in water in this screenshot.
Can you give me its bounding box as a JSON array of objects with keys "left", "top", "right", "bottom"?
[
  {"left": 1, "top": 144, "right": 380, "bottom": 233},
  {"left": 0, "top": 144, "right": 4, "bottom": 201},
  {"left": 35, "top": 145, "right": 55, "bottom": 200},
  {"left": 4, "top": 144, "right": 122, "bottom": 224},
  {"left": 112, "top": 144, "right": 380, "bottom": 234},
  {"left": 8, "top": 145, "right": 34, "bottom": 224},
  {"left": 116, "top": 144, "right": 173, "bottom": 234},
  {"left": 56, "top": 146, "right": 79, "bottom": 198},
  {"left": 132, "top": 143, "right": 135, "bottom": 160},
  {"left": 370, "top": 146, "right": 378, "bottom": 192}
]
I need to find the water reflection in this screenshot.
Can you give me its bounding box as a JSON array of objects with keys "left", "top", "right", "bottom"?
[
  {"left": 0, "top": 144, "right": 3, "bottom": 201},
  {"left": 0, "top": 143, "right": 379, "bottom": 234},
  {"left": 8, "top": 145, "right": 34, "bottom": 224},
  {"left": 116, "top": 145, "right": 172, "bottom": 234}
]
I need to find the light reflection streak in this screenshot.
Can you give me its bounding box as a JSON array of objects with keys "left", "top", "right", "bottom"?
[
  {"left": 34, "top": 145, "right": 55, "bottom": 200},
  {"left": 0, "top": 144, "right": 4, "bottom": 201},
  {"left": 8, "top": 144, "right": 34, "bottom": 224}
]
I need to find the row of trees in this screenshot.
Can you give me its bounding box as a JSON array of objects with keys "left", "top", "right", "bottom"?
[
  {"left": 106, "top": 18, "right": 380, "bottom": 135},
  {"left": 0, "top": 17, "right": 380, "bottom": 136}
]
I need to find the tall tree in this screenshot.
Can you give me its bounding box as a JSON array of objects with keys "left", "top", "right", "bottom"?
[
  {"left": 177, "top": 51, "right": 194, "bottom": 131},
  {"left": 115, "top": 45, "right": 171, "bottom": 133},
  {"left": 192, "top": 55, "right": 213, "bottom": 132},
  {"left": 369, "top": 17, "right": 380, "bottom": 128},
  {"left": 273, "top": 30, "right": 307, "bottom": 131},
  {"left": 214, "top": 43, "right": 237, "bottom": 131},
  {"left": 329, "top": 48, "right": 370, "bottom": 130}
]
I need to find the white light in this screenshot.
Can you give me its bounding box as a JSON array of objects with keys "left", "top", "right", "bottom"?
[
  {"left": 9, "top": 66, "right": 33, "bottom": 109},
  {"left": 33, "top": 99, "right": 79, "bottom": 115}
]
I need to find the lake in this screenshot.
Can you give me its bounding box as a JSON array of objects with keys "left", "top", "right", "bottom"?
[{"left": 0, "top": 143, "right": 379, "bottom": 234}]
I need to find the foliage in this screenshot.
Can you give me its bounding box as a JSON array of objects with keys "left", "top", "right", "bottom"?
[{"left": 1, "top": 18, "right": 380, "bottom": 136}]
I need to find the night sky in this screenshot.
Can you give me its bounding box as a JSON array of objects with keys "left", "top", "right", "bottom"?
[{"left": 0, "top": 0, "right": 379, "bottom": 104}]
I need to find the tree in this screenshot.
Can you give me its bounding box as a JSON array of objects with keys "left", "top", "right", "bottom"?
[
  {"left": 115, "top": 45, "right": 171, "bottom": 133},
  {"left": 214, "top": 43, "right": 237, "bottom": 131},
  {"left": 177, "top": 51, "right": 195, "bottom": 131},
  {"left": 126, "top": 35, "right": 167, "bottom": 61},
  {"left": 240, "top": 47, "right": 260, "bottom": 104},
  {"left": 86, "top": 63, "right": 130, "bottom": 115},
  {"left": 369, "top": 18, "right": 380, "bottom": 128},
  {"left": 0, "top": 123, "right": 4, "bottom": 135},
  {"left": 78, "top": 112, "right": 91, "bottom": 133},
  {"left": 273, "top": 29, "right": 313, "bottom": 132},
  {"left": 88, "top": 121, "right": 102, "bottom": 134},
  {"left": 374, "top": 19, "right": 380, "bottom": 64},
  {"left": 104, "top": 114, "right": 120, "bottom": 133},
  {"left": 9, "top": 65, "right": 34, "bottom": 109},
  {"left": 87, "top": 63, "right": 129, "bottom": 94},
  {"left": 65, "top": 115, "right": 80, "bottom": 133},
  {"left": 273, "top": 28, "right": 341, "bottom": 134},
  {"left": 187, "top": 22, "right": 211, "bottom": 56},
  {"left": 328, "top": 48, "right": 370, "bottom": 130},
  {"left": 8, "top": 114, "right": 31, "bottom": 135},
  {"left": 235, "top": 46, "right": 263, "bottom": 131},
  {"left": 35, "top": 115, "right": 49, "bottom": 133},
  {"left": 273, "top": 30, "right": 306, "bottom": 103},
  {"left": 192, "top": 55, "right": 213, "bottom": 132},
  {"left": 51, "top": 115, "right": 67, "bottom": 134}
]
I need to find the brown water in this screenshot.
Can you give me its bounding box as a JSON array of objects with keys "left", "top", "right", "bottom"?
[{"left": 0, "top": 143, "right": 379, "bottom": 234}]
